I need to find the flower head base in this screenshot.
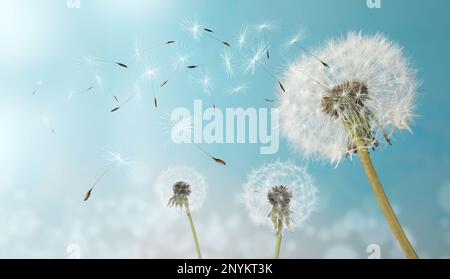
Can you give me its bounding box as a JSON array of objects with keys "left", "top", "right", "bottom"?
[
  {"left": 167, "top": 181, "right": 191, "bottom": 209},
  {"left": 155, "top": 166, "right": 207, "bottom": 211},
  {"left": 267, "top": 185, "right": 293, "bottom": 233}
]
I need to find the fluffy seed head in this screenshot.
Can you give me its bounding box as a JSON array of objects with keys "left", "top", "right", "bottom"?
[{"left": 279, "top": 32, "right": 419, "bottom": 164}]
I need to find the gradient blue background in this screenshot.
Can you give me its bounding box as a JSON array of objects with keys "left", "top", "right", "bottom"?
[{"left": 1, "top": 0, "right": 449, "bottom": 258}]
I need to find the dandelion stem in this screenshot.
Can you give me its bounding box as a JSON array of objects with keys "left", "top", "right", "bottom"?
[
  {"left": 356, "top": 138, "right": 418, "bottom": 259},
  {"left": 273, "top": 220, "right": 283, "bottom": 259},
  {"left": 185, "top": 203, "right": 202, "bottom": 259}
]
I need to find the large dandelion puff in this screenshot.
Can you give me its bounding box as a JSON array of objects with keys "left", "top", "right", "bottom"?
[
  {"left": 242, "top": 161, "right": 318, "bottom": 258},
  {"left": 279, "top": 32, "right": 419, "bottom": 258},
  {"left": 155, "top": 166, "right": 207, "bottom": 258}
]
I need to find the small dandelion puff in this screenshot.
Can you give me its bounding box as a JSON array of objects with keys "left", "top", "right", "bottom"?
[
  {"left": 279, "top": 32, "right": 420, "bottom": 259},
  {"left": 242, "top": 161, "right": 317, "bottom": 258},
  {"left": 221, "top": 50, "right": 233, "bottom": 77},
  {"left": 226, "top": 85, "right": 249, "bottom": 96}
]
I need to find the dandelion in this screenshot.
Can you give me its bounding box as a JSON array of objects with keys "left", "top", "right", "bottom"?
[
  {"left": 83, "top": 57, "right": 128, "bottom": 69},
  {"left": 287, "top": 35, "right": 329, "bottom": 68},
  {"left": 279, "top": 32, "right": 419, "bottom": 258},
  {"left": 155, "top": 166, "right": 207, "bottom": 258},
  {"left": 242, "top": 161, "right": 318, "bottom": 258},
  {"left": 256, "top": 21, "right": 276, "bottom": 59},
  {"left": 32, "top": 80, "right": 44, "bottom": 95},
  {"left": 244, "top": 42, "right": 286, "bottom": 93},
  {"left": 84, "top": 150, "right": 131, "bottom": 201},
  {"left": 237, "top": 26, "right": 248, "bottom": 50},
  {"left": 221, "top": 50, "right": 233, "bottom": 77},
  {"left": 244, "top": 41, "right": 269, "bottom": 75},
  {"left": 193, "top": 144, "right": 226, "bottom": 166},
  {"left": 182, "top": 18, "right": 202, "bottom": 40},
  {"left": 226, "top": 85, "right": 249, "bottom": 96},
  {"left": 199, "top": 73, "right": 214, "bottom": 95},
  {"left": 42, "top": 114, "right": 55, "bottom": 134},
  {"left": 202, "top": 27, "right": 231, "bottom": 47},
  {"left": 142, "top": 66, "right": 159, "bottom": 108}
]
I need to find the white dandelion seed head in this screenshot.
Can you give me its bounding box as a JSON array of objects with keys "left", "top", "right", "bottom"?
[
  {"left": 155, "top": 166, "right": 207, "bottom": 211},
  {"left": 226, "top": 85, "right": 249, "bottom": 96},
  {"left": 244, "top": 41, "right": 269, "bottom": 75},
  {"left": 182, "top": 18, "right": 202, "bottom": 40},
  {"left": 279, "top": 32, "right": 419, "bottom": 165},
  {"left": 134, "top": 81, "right": 143, "bottom": 98},
  {"left": 242, "top": 161, "right": 318, "bottom": 231}
]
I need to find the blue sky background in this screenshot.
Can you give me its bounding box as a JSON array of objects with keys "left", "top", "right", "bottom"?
[{"left": 1, "top": 0, "right": 450, "bottom": 258}]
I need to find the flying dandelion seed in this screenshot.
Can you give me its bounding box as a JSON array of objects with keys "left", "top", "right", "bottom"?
[
  {"left": 83, "top": 151, "right": 130, "bottom": 201},
  {"left": 155, "top": 166, "right": 207, "bottom": 212},
  {"left": 244, "top": 41, "right": 268, "bottom": 75},
  {"left": 226, "top": 85, "right": 249, "bottom": 96},
  {"left": 142, "top": 66, "right": 159, "bottom": 109},
  {"left": 159, "top": 113, "right": 193, "bottom": 140},
  {"left": 202, "top": 27, "right": 231, "bottom": 47},
  {"left": 256, "top": 21, "right": 276, "bottom": 59},
  {"left": 155, "top": 166, "right": 207, "bottom": 258},
  {"left": 279, "top": 32, "right": 420, "bottom": 258},
  {"left": 42, "top": 115, "right": 56, "bottom": 134},
  {"left": 237, "top": 26, "right": 248, "bottom": 50},
  {"left": 173, "top": 53, "right": 189, "bottom": 70},
  {"left": 182, "top": 18, "right": 203, "bottom": 40},
  {"left": 165, "top": 40, "right": 176, "bottom": 44},
  {"left": 133, "top": 42, "right": 142, "bottom": 64},
  {"left": 193, "top": 144, "right": 226, "bottom": 166},
  {"left": 242, "top": 161, "right": 318, "bottom": 258},
  {"left": 264, "top": 98, "right": 275, "bottom": 102},
  {"left": 91, "top": 58, "right": 128, "bottom": 69},
  {"left": 221, "top": 50, "right": 233, "bottom": 77},
  {"left": 32, "top": 80, "right": 44, "bottom": 95},
  {"left": 199, "top": 74, "right": 214, "bottom": 95}
]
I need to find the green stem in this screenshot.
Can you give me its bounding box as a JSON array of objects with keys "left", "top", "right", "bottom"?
[
  {"left": 185, "top": 203, "right": 202, "bottom": 259},
  {"left": 356, "top": 139, "right": 419, "bottom": 259},
  {"left": 273, "top": 220, "right": 283, "bottom": 259}
]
